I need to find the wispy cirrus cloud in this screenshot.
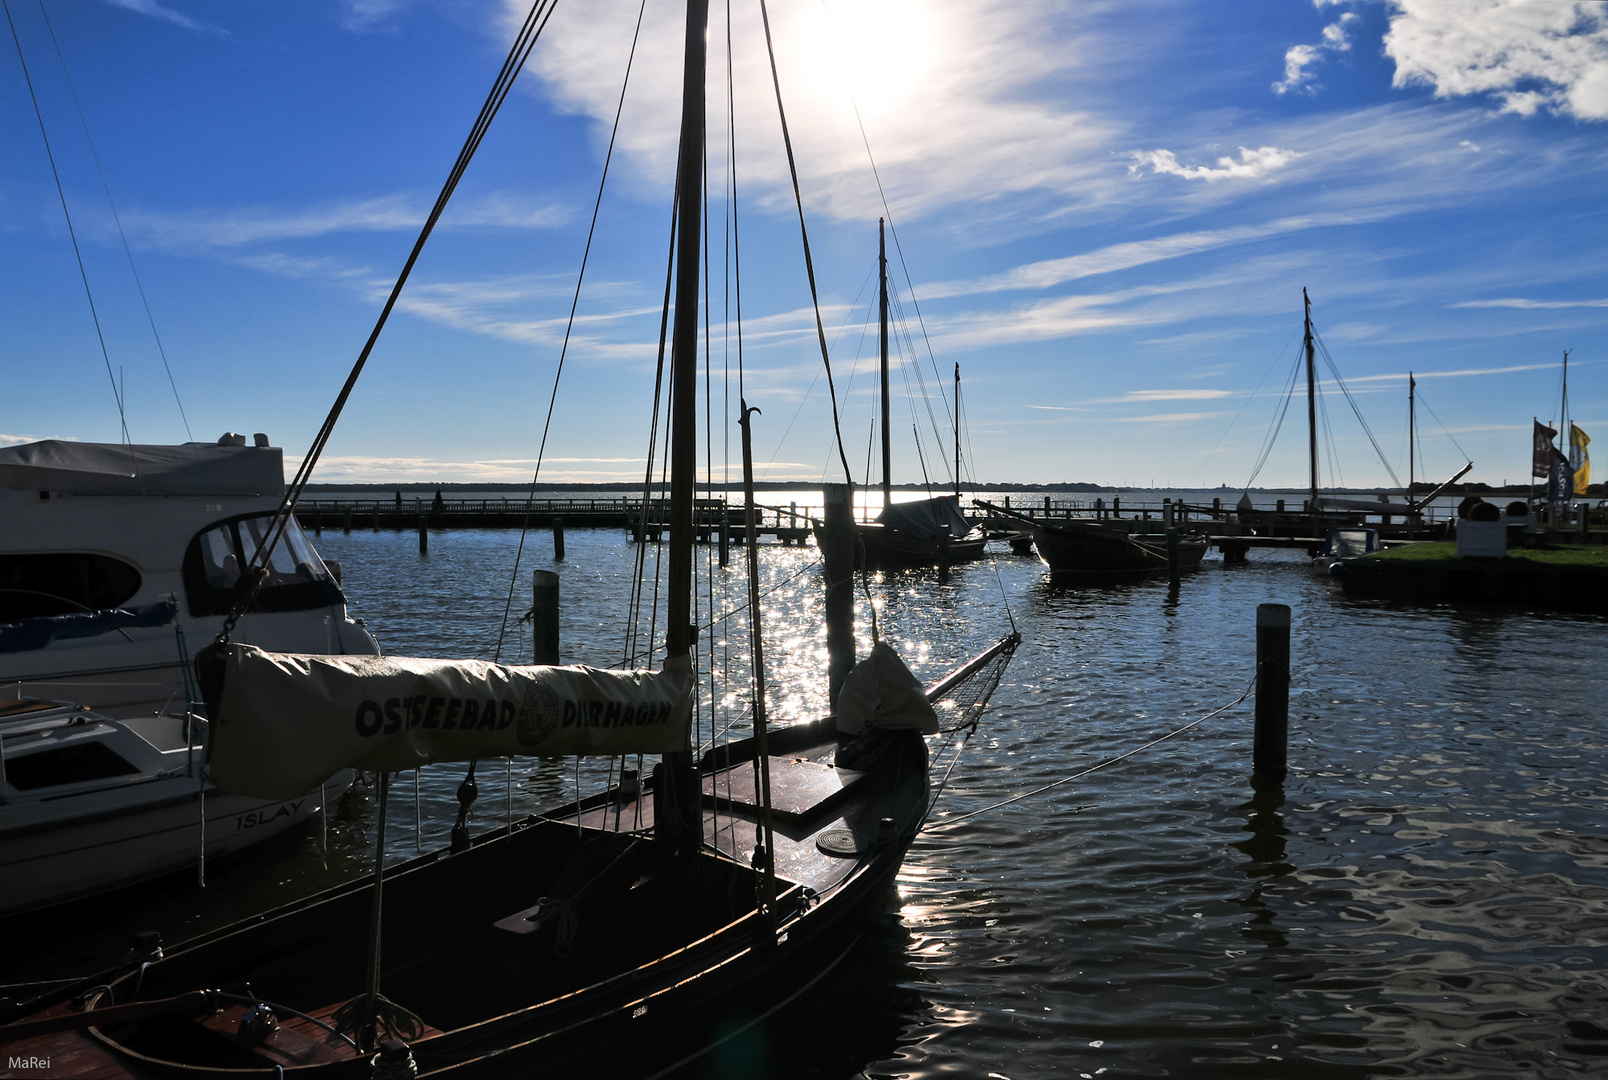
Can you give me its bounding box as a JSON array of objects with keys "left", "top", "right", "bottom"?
[
  {"left": 103, "top": 0, "right": 224, "bottom": 34},
  {"left": 1128, "top": 145, "right": 1302, "bottom": 183},
  {"left": 122, "top": 192, "right": 569, "bottom": 251},
  {"left": 1382, "top": 0, "right": 1608, "bottom": 121},
  {"left": 1451, "top": 297, "right": 1608, "bottom": 309}
]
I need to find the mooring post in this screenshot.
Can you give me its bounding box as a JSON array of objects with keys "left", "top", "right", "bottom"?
[
  {"left": 718, "top": 511, "right": 730, "bottom": 567},
  {"left": 418, "top": 514, "right": 428, "bottom": 555},
  {"left": 552, "top": 517, "right": 565, "bottom": 561},
  {"left": 313, "top": 509, "right": 322, "bottom": 535},
  {"left": 1254, "top": 604, "right": 1291, "bottom": 782},
  {"left": 532, "top": 571, "right": 560, "bottom": 665},
  {"left": 342, "top": 509, "right": 352, "bottom": 535},
  {"left": 821, "top": 484, "right": 856, "bottom": 710}
]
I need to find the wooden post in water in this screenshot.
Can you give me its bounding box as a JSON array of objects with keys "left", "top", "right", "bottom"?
[
  {"left": 417, "top": 514, "right": 428, "bottom": 555},
  {"left": 314, "top": 509, "right": 322, "bottom": 535},
  {"left": 552, "top": 517, "right": 565, "bottom": 561},
  {"left": 532, "top": 571, "right": 559, "bottom": 665},
  {"left": 1164, "top": 500, "right": 1180, "bottom": 585},
  {"left": 718, "top": 511, "right": 730, "bottom": 567},
  {"left": 821, "top": 483, "right": 856, "bottom": 710},
  {"left": 342, "top": 509, "right": 352, "bottom": 535},
  {"left": 1254, "top": 604, "right": 1291, "bottom": 782}
]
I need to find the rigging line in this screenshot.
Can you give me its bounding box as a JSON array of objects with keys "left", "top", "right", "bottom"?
[
  {"left": 624, "top": 165, "right": 681, "bottom": 666},
  {"left": 757, "top": 0, "right": 854, "bottom": 485},
  {"left": 923, "top": 671, "right": 1256, "bottom": 833},
  {"left": 494, "top": 0, "right": 648, "bottom": 665},
  {"left": 1313, "top": 331, "right": 1401, "bottom": 488},
  {"left": 1415, "top": 391, "right": 1471, "bottom": 462},
  {"left": 1244, "top": 347, "right": 1305, "bottom": 488},
  {"left": 889, "top": 284, "right": 951, "bottom": 480},
  {"left": 218, "top": 0, "right": 559, "bottom": 643},
  {"left": 5, "top": 0, "right": 128, "bottom": 441},
  {"left": 822, "top": 14, "right": 952, "bottom": 437},
  {"left": 35, "top": 0, "right": 191, "bottom": 441},
  {"left": 1186, "top": 327, "right": 1301, "bottom": 489}
]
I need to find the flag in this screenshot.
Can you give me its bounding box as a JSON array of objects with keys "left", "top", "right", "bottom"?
[
  {"left": 1571, "top": 424, "right": 1591, "bottom": 495},
  {"left": 1533, "top": 420, "right": 1559, "bottom": 478}
]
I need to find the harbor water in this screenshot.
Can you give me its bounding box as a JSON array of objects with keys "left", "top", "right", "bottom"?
[{"left": 4, "top": 525, "right": 1605, "bottom": 1078}]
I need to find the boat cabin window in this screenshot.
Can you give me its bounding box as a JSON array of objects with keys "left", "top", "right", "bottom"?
[
  {"left": 4, "top": 741, "right": 141, "bottom": 791},
  {"left": 182, "top": 514, "right": 344, "bottom": 617},
  {"left": 0, "top": 553, "right": 142, "bottom": 622}
]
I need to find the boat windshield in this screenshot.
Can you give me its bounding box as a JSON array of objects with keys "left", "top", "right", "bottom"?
[{"left": 182, "top": 514, "right": 343, "bottom": 617}]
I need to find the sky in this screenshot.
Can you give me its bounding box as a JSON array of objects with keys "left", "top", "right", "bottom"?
[{"left": 2, "top": 0, "right": 1605, "bottom": 490}]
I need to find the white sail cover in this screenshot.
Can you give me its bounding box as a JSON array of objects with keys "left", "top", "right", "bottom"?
[
  {"left": 835, "top": 642, "right": 939, "bottom": 736},
  {"left": 209, "top": 645, "right": 694, "bottom": 799}
]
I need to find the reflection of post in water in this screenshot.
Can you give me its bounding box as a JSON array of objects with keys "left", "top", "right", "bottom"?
[
  {"left": 528, "top": 754, "right": 570, "bottom": 806},
  {"left": 1233, "top": 776, "right": 1292, "bottom": 948}
]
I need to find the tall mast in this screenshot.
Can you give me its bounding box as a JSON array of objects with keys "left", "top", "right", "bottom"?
[
  {"left": 1304, "top": 288, "right": 1318, "bottom": 513},
  {"left": 879, "top": 218, "right": 891, "bottom": 509},
  {"left": 1407, "top": 371, "right": 1416, "bottom": 540},
  {"left": 659, "top": 0, "right": 707, "bottom": 853},
  {"left": 666, "top": 0, "right": 706, "bottom": 666},
  {"left": 954, "top": 362, "right": 961, "bottom": 499}
]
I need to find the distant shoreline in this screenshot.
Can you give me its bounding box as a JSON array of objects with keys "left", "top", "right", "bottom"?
[{"left": 304, "top": 480, "right": 1547, "bottom": 496}]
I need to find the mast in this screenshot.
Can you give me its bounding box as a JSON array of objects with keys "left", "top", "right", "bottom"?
[
  {"left": 954, "top": 362, "right": 961, "bottom": 499},
  {"left": 1304, "top": 288, "right": 1318, "bottom": 514},
  {"left": 1407, "top": 371, "right": 1416, "bottom": 540},
  {"left": 879, "top": 218, "right": 891, "bottom": 510},
  {"left": 659, "top": 0, "right": 707, "bottom": 853}
]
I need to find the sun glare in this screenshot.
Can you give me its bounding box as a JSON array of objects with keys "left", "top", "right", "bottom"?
[{"left": 796, "top": 0, "right": 941, "bottom": 119}]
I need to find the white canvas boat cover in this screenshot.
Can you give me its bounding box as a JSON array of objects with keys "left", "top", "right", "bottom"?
[
  {"left": 208, "top": 645, "right": 695, "bottom": 799},
  {"left": 876, "top": 495, "right": 971, "bottom": 540},
  {"left": 834, "top": 642, "right": 939, "bottom": 736},
  {"left": 0, "top": 440, "right": 284, "bottom": 496}
]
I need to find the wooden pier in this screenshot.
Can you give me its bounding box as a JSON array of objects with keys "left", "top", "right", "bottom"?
[{"left": 296, "top": 497, "right": 815, "bottom": 544}]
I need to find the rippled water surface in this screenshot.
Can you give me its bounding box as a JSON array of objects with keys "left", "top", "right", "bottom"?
[{"left": 6, "top": 525, "right": 1606, "bottom": 1079}]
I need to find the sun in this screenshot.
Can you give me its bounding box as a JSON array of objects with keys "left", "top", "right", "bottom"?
[{"left": 791, "top": 0, "right": 942, "bottom": 120}]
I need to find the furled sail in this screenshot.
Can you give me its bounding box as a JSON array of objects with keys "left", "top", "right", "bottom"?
[
  {"left": 206, "top": 645, "right": 694, "bottom": 799},
  {"left": 876, "top": 494, "right": 971, "bottom": 540}
]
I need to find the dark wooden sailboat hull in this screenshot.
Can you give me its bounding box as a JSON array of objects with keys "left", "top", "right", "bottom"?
[
  {"left": 1031, "top": 521, "right": 1207, "bottom": 580},
  {"left": 0, "top": 745, "right": 923, "bottom": 1079},
  {"left": 831, "top": 524, "right": 990, "bottom": 570}
]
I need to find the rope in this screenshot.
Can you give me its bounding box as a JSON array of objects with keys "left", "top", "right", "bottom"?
[
  {"left": 493, "top": 0, "right": 648, "bottom": 664},
  {"left": 34, "top": 0, "right": 192, "bottom": 440},
  {"left": 4, "top": 0, "right": 128, "bottom": 443},
  {"left": 212, "top": 0, "right": 560, "bottom": 648},
  {"left": 922, "top": 671, "right": 1256, "bottom": 833},
  {"left": 757, "top": 0, "right": 854, "bottom": 486}
]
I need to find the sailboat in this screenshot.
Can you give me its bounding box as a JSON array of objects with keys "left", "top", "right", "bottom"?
[
  {"left": 0, "top": 2, "right": 1017, "bottom": 1075},
  {"left": 832, "top": 220, "right": 989, "bottom": 571},
  {"left": 1243, "top": 290, "right": 1470, "bottom": 542}
]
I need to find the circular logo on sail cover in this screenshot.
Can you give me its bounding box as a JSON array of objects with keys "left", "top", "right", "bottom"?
[{"left": 517, "top": 680, "right": 561, "bottom": 747}]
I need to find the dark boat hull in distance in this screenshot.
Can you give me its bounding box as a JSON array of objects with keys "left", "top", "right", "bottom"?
[
  {"left": 853, "top": 523, "right": 989, "bottom": 570},
  {"left": 0, "top": 635, "right": 1020, "bottom": 1079},
  {"left": 1031, "top": 518, "right": 1207, "bottom": 579}
]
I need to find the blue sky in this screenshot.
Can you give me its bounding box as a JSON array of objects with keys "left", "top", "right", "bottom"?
[{"left": 2, "top": 0, "right": 1604, "bottom": 489}]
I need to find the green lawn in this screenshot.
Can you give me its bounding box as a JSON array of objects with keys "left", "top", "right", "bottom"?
[{"left": 1366, "top": 541, "right": 1608, "bottom": 567}]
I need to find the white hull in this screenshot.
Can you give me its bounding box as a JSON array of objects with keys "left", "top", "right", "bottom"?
[{"left": 0, "top": 770, "right": 350, "bottom": 916}]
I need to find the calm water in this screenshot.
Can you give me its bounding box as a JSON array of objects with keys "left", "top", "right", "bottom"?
[{"left": 5, "top": 524, "right": 1606, "bottom": 1079}]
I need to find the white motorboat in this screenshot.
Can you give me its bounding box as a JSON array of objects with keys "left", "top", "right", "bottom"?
[
  {"left": 0, "top": 434, "right": 378, "bottom": 913},
  {"left": 0, "top": 697, "right": 350, "bottom": 914}
]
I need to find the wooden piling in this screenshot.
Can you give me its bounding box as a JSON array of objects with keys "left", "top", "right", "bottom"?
[
  {"left": 821, "top": 484, "right": 855, "bottom": 710},
  {"left": 1254, "top": 604, "right": 1291, "bottom": 782},
  {"left": 342, "top": 509, "right": 352, "bottom": 535},
  {"left": 552, "top": 517, "right": 565, "bottom": 561},
  {"left": 718, "top": 513, "right": 730, "bottom": 567},
  {"left": 314, "top": 510, "right": 322, "bottom": 536},
  {"left": 532, "top": 571, "right": 559, "bottom": 665},
  {"left": 418, "top": 515, "right": 428, "bottom": 555}
]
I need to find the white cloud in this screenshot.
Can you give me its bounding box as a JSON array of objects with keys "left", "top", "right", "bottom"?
[
  {"left": 1383, "top": 0, "right": 1608, "bottom": 120},
  {"left": 0, "top": 433, "right": 73, "bottom": 447},
  {"left": 1274, "top": 10, "right": 1362, "bottom": 95},
  {"left": 122, "top": 192, "right": 569, "bottom": 250},
  {"left": 1450, "top": 297, "right": 1608, "bottom": 310},
  {"left": 1129, "top": 145, "right": 1302, "bottom": 182},
  {"left": 102, "top": 0, "right": 223, "bottom": 34},
  {"left": 340, "top": 0, "right": 411, "bottom": 33},
  {"left": 1123, "top": 389, "right": 1234, "bottom": 402},
  {"left": 515, "top": 0, "right": 1117, "bottom": 221}
]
